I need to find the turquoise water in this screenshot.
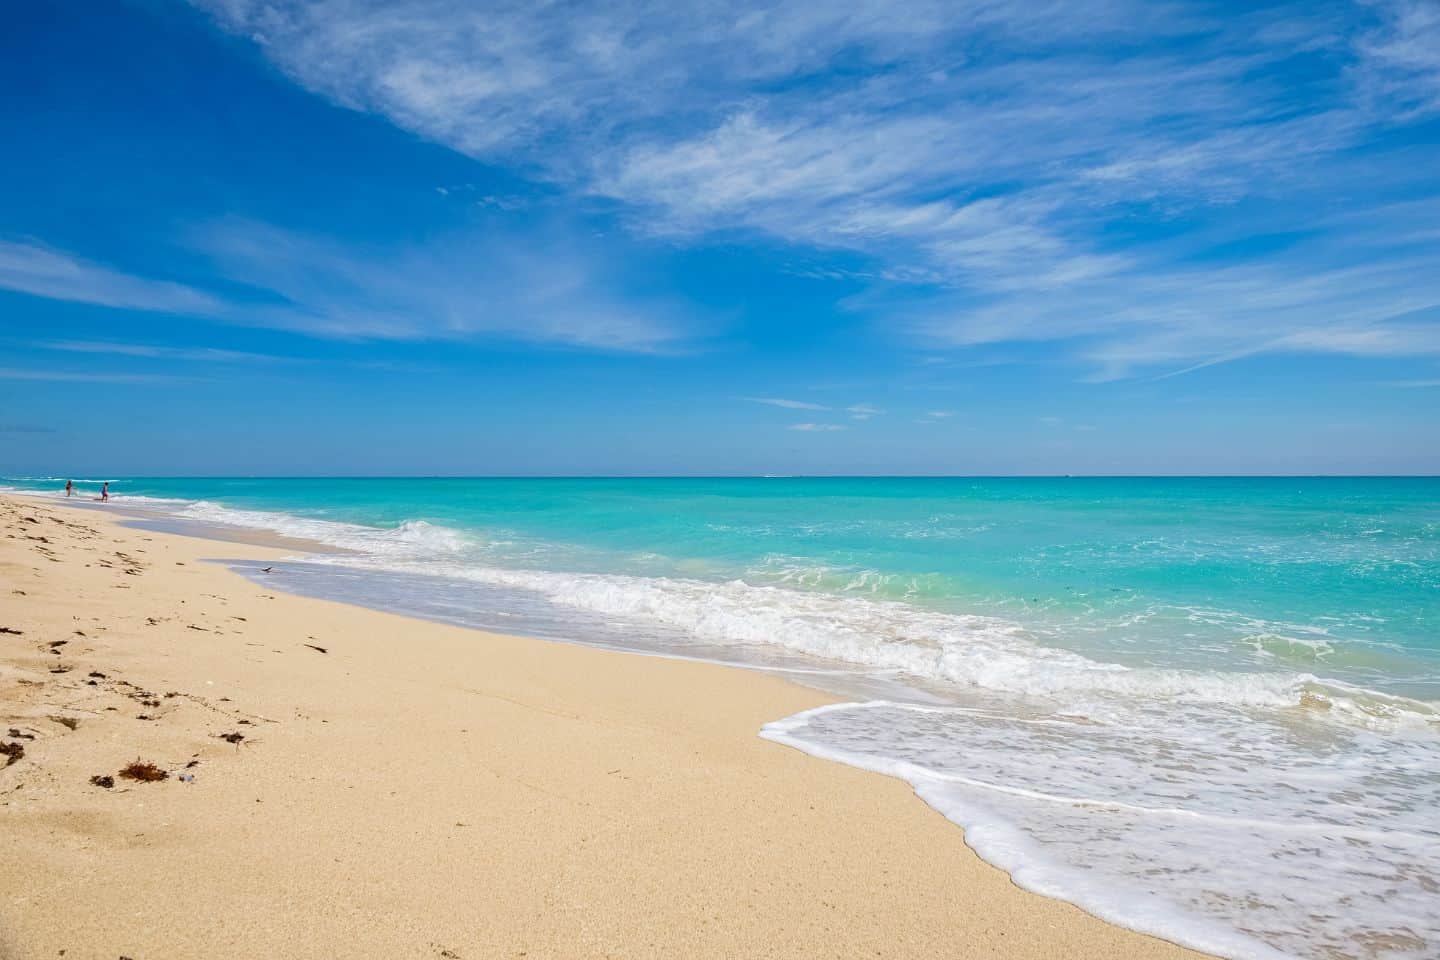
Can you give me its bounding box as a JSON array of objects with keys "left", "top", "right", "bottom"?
[
  {"left": 17, "top": 476, "right": 1439, "bottom": 680},
  {"left": 6, "top": 475, "right": 1439, "bottom": 959}
]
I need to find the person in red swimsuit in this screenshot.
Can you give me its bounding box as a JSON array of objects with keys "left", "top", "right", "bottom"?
[{"left": 100, "top": 482, "right": 109, "bottom": 502}]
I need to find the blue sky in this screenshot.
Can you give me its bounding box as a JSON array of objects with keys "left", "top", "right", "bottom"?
[{"left": 1, "top": 0, "right": 1438, "bottom": 475}]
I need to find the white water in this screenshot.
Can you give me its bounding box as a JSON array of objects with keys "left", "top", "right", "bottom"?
[{"left": 22, "top": 491, "right": 1440, "bottom": 959}]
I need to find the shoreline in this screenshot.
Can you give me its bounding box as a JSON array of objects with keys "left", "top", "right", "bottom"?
[{"left": 0, "top": 494, "right": 1206, "bottom": 959}]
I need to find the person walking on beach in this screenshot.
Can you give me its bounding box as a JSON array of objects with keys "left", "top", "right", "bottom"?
[
  {"left": 100, "top": 482, "right": 109, "bottom": 502},
  {"left": 64, "top": 479, "right": 73, "bottom": 497}
]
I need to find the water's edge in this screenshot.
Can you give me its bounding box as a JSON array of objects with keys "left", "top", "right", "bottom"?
[
  {"left": 6, "top": 484, "right": 1436, "bottom": 960},
  {"left": 12, "top": 491, "right": 1244, "bottom": 956}
]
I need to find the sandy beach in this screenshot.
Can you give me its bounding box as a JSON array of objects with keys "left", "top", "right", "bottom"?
[{"left": 0, "top": 493, "right": 1206, "bottom": 960}]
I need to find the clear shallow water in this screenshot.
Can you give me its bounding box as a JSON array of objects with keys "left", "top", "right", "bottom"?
[{"left": 6, "top": 476, "right": 1438, "bottom": 959}]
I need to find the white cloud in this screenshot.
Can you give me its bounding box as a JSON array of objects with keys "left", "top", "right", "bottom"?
[
  {"left": 0, "top": 367, "right": 180, "bottom": 384},
  {"left": 0, "top": 239, "right": 220, "bottom": 316},
  {"left": 847, "top": 403, "right": 882, "bottom": 420},
  {"left": 192, "top": 0, "right": 1440, "bottom": 376},
  {"left": 907, "top": 227, "right": 1440, "bottom": 381},
  {"left": 927, "top": 410, "right": 954, "bottom": 418},
  {"left": 1355, "top": 0, "right": 1440, "bottom": 115},
  {"left": 751, "top": 397, "right": 829, "bottom": 410},
  {"left": 190, "top": 3, "right": 1330, "bottom": 258},
  {"left": 32, "top": 339, "right": 295, "bottom": 364},
  {"left": 790, "top": 422, "right": 846, "bottom": 432},
  {"left": 3, "top": 224, "right": 702, "bottom": 354},
  {"left": 189, "top": 219, "right": 700, "bottom": 352}
]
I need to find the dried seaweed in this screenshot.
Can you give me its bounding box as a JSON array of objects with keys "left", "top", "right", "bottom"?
[
  {"left": 0, "top": 741, "right": 24, "bottom": 767},
  {"left": 118, "top": 760, "right": 168, "bottom": 782},
  {"left": 90, "top": 775, "right": 114, "bottom": 788}
]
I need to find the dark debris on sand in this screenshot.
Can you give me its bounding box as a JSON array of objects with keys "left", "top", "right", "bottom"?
[
  {"left": 118, "top": 760, "right": 168, "bottom": 782},
  {"left": 90, "top": 774, "right": 115, "bottom": 789},
  {"left": 1, "top": 741, "right": 25, "bottom": 766}
]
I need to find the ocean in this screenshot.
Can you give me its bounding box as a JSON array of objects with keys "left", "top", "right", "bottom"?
[{"left": 5, "top": 476, "right": 1437, "bottom": 959}]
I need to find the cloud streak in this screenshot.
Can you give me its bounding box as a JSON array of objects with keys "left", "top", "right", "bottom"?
[
  {"left": 3, "top": 222, "right": 702, "bottom": 354},
  {"left": 751, "top": 397, "right": 829, "bottom": 410},
  {"left": 0, "top": 239, "right": 220, "bottom": 316},
  {"left": 0, "top": 367, "right": 181, "bottom": 384},
  {"left": 190, "top": 218, "right": 699, "bottom": 352},
  {"left": 32, "top": 339, "right": 298, "bottom": 364}
]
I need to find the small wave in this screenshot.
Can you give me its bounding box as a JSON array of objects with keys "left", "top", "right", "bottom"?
[
  {"left": 84, "top": 491, "right": 1438, "bottom": 733},
  {"left": 167, "top": 500, "right": 474, "bottom": 558},
  {"left": 294, "top": 551, "right": 1437, "bottom": 732},
  {"left": 764, "top": 699, "right": 1439, "bottom": 960}
]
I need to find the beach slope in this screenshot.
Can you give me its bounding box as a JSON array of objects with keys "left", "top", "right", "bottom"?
[{"left": 0, "top": 495, "right": 1205, "bottom": 959}]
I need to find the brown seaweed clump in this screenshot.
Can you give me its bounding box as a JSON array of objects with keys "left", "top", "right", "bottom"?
[
  {"left": 0, "top": 741, "right": 24, "bottom": 767},
  {"left": 118, "top": 760, "right": 168, "bottom": 782},
  {"left": 90, "top": 774, "right": 115, "bottom": 788}
]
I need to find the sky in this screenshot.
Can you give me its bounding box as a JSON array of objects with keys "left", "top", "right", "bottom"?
[{"left": 1, "top": 0, "right": 1438, "bottom": 476}]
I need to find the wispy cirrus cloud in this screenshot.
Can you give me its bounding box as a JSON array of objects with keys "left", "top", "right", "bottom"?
[
  {"left": 790, "top": 422, "right": 846, "bottom": 432},
  {"left": 750, "top": 397, "right": 829, "bottom": 411},
  {"left": 905, "top": 239, "right": 1440, "bottom": 381},
  {"left": 190, "top": 218, "right": 699, "bottom": 352},
  {"left": 32, "top": 339, "right": 298, "bottom": 364},
  {"left": 0, "top": 367, "right": 181, "bottom": 384},
  {"left": 190, "top": 1, "right": 1440, "bottom": 378},
  {"left": 2, "top": 223, "right": 702, "bottom": 354},
  {"left": 0, "top": 239, "right": 219, "bottom": 315},
  {"left": 1354, "top": 0, "right": 1440, "bottom": 115}
]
